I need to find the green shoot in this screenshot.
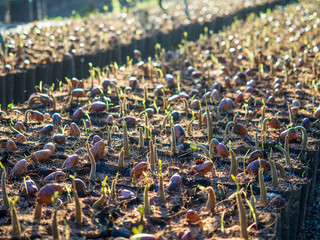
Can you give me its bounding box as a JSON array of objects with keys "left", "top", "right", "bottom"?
[
  {"left": 0, "top": 162, "right": 9, "bottom": 210},
  {"left": 159, "top": 160, "right": 166, "bottom": 204},
  {"left": 87, "top": 137, "right": 96, "bottom": 181}
]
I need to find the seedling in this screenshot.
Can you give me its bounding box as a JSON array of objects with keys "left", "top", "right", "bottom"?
[
  {"left": 221, "top": 211, "right": 225, "bottom": 232},
  {"left": 123, "top": 119, "right": 130, "bottom": 157},
  {"left": 269, "top": 149, "right": 278, "bottom": 188},
  {"left": 231, "top": 175, "right": 248, "bottom": 238},
  {"left": 159, "top": 160, "right": 166, "bottom": 204},
  {"left": 206, "top": 186, "right": 216, "bottom": 212},
  {"left": 258, "top": 159, "right": 267, "bottom": 207},
  {"left": 86, "top": 137, "right": 96, "bottom": 181},
  {"left": 229, "top": 141, "right": 237, "bottom": 177},
  {"left": 190, "top": 143, "right": 210, "bottom": 158},
  {"left": 118, "top": 148, "right": 124, "bottom": 167},
  {"left": 275, "top": 144, "right": 291, "bottom": 166},
  {"left": 139, "top": 127, "right": 144, "bottom": 150},
  {"left": 171, "top": 124, "right": 177, "bottom": 154},
  {"left": 52, "top": 191, "right": 60, "bottom": 240},
  {"left": 111, "top": 173, "right": 119, "bottom": 198},
  {"left": 187, "top": 112, "right": 196, "bottom": 136},
  {"left": 0, "top": 162, "right": 9, "bottom": 210},
  {"left": 92, "top": 176, "right": 108, "bottom": 210},
  {"left": 9, "top": 196, "right": 21, "bottom": 236},
  {"left": 143, "top": 172, "right": 151, "bottom": 215},
  {"left": 70, "top": 175, "right": 82, "bottom": 227}
]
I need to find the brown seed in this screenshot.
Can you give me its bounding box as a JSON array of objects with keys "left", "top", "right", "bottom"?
[
  {"left": 90, "top": 87, "right": 103, "bottom": 96},
  {"left": 74, "top": 178, "right": 86, "bottom": 193},
  {"left": 292, "top": 100, "right": 301, "bottom": 108},
  {"left": 129, "top": 76, "right": 138, "bottom": 88},
  {"left": 37, "top": 184, "right": 63, "bottom": 204},
  {"left": 291, "top": 106, "right": 299, "bottom": 114},
  {"left": 91, "top": 140, "right": 105, "bottom": 160},
  {"left": 12, "top": 159, "right": 27, "bottom": 178},
  {"left": 145, "top": 108, "right": 154, "bottom": 118},
  {"left": 186, "top": 209, "right": 201, "bottom": 224},
  {"left": 72, "top": 88, "right": 85, "bottom": 98},
  {"left": 62, "top": 155, "right": 79, "bottom": 170},
  {"left": 90, "top": 101, "right": 106, "bottom": 112},
  {"left": 168, "top": 173, "right": 182, "bottom": 191},
  {"left": 174, "top": 124, "right": 186, "bottom": 143},
  {"left": 234, "top": 91, "right": 244, "bottom": 103},
  {"left": 43, "top": 142, "right": 55, "bottom": 154},
  {"left": 280, "top": 128, "right": 298, "bottom": 142},
  {"left": 7, "top": 140, "right": 17, "bottom": 152},
  {"left": 246, "top": 159, "right": 269, "bottom": 175},
  {"left": 72, "top": 108, "right": 84, "bottom": 120},
  {"left": 215, "top": 141, "right": 229, "bottom": 157},
  {"left": 21, "top": 177, "right": 38, "bottom": 196},
  {"left": 76, "top": 80, "right": 84, "bottom": 88},
  {"left": 71, "top": 77, "right": 79, "bottom": 87},
  {"left": 70, "top": 122, "right": 81, "bottom": 136},
  {"left": 250, "top": 150, "right": 263, "bottom": 161},
  {"left": 190, "top": 99, "right": 200, "bottom": 109},
  {"left": 203, "top": 112, "right": 214, "bottom": 125},
  {"left": 266, "top": 96, "right": 275, "bottom": 104},
  {"left": 106, "top": 114, "right": 114, "bottom": 124},
  {"left": 30, "top": 111, "right": 44, "bottom": 122},
  {"left": 269, "top": 117, "right": 281, "bottom": 129},
  {"left": 13, "top": 122, "right": 25, "bottom": 132},
  {"left": 233, "top": 123, "right": 248, "bottom": 135},
  {"left": 192, "top": 161, "right": 213, "bottom": 176},
  {"left": 218, "top": 98, "right": 229, "bottom": 113},
  {"left": 130, "top": 162, "right": 147, "bottom": 179},
  {"left": 31, "top": 149, "right": 52, "bottom": 162},
  {"left": 93, "top": 135, "right": 102, "bottom": 144},
  {"left": 52, "top": 113, "right": 61, "bottom": 126},
  {"left": 53, "top": 134, "right": 66, "bottom": 145},
  {"left": 118, "top": 189, "right": 135, "bottom": 199},
  {"left": 41, "top": 124, "right": 54, "bottom": 135},
  {"left": 315, "top": 108, "right": 320, "bottom": 119},
  {"left": 16, "top": 133, "right": 27, "bottom": 143},
  {"left": 44, "top": 171, "right": 66, "bottom": 182},
  {"left": 118, "top": 116, "right": 137, "bottom": 127}
]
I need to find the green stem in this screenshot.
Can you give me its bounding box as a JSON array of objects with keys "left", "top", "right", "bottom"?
[
  {"left": 275, "top": 145, "right": 291, "bottom": 166},
  {"left": 118, "top": 149, "right": 124, "bottom": 167},
  {"left": 259, "top": 168, "right": 267, "bottom": 207},
  {"left": 206, "top": 107, "right": 213, "bottom": 144},
  {"left": 144, "top": 184, "right": 150, "bottom": 215},
  {"left": 225, "top": 121, "right": 235, "bottom": 139},
  {"left": 262, "top": 117, "right": 271, "bottom": 143},
  {"left": 206, "top": 187, "right": 216, "bottom": 212},
  {"left": 274, "top": 162, "right": 287, "bottom": 177},
  {"left": 187, "top": 117, "right": 195, "bottom": 136},
  {"left": 11, "top": 202, "right": 21, "bottom": 235},
  {"left": 92, "top": 192, "right": 106, "bottom": 210},
  {"left": 171, "top": 126, "right": 176, "bottom": 154},
  {"left": 294, "top": 126, "right": 307, "bottom": 151},
  {"left": 229, "top": 144, "right": 237, "bottom": 177},
  {"left": 123, "top": 121, "right": 130, "bottom": 157},
  {"left": 87, "top": 138, "right": 96, "bottom": 181},
  {"left": 1, "top": 170, "right": 9, "bottom": 210},
  {"left": 34, "top": 203, "right": 42, "bottom": 221},
  {"left": 209, "top": 138, "right": 215, "bottom": 158},
  {"left": 139, "top": 127, "right": 144, "bottom": 150},
  {"left": 72, "top": 178, "right": 82, "bottom": 227},
  {"left": 236, "top": 192, "right": 248, "bottom": 238},
  {"left": 198, "top": 110, "right": 202, "bottom": 129},
  {"left": 53, "top": 208, "right": 60, "bottom": 240}
]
